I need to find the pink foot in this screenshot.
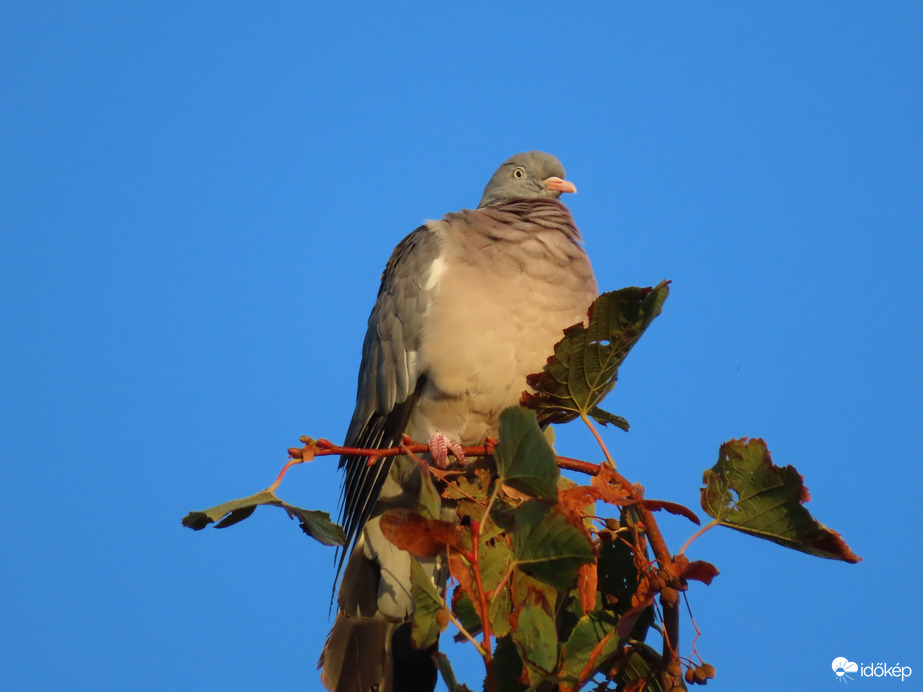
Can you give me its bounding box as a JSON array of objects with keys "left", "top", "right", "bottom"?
[{"left": 428, "top": 432, "right": 467, "bottom": 469}]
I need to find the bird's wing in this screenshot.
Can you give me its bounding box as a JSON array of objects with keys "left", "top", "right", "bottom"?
[{"left": 337, "top": 223, "right": 441, "bottom": 574}]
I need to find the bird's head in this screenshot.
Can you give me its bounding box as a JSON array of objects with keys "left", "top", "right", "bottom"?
[{"left": 478, "top": 150, "right": 576, "bottom": 209}]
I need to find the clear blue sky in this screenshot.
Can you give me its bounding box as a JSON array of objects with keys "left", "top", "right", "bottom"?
[{"left": 2, "top": 3, "right": 921, "bottom": 690}]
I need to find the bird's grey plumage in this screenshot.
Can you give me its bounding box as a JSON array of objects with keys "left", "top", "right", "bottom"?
[
  {"left": 320, "top": 151, "right": 597, "bottom": 692},
  {"left": 478, "top": 150, "right": 572, "bottom": 208}
]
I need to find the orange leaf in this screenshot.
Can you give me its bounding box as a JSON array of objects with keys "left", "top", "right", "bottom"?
[
  {"left": 681, "top": 560, "right": 720, "bottom": 586},
  {"left": 558, "top": 485, "right": 599, "bottom": 518},
  {"left": 577, "top": 562, "right": 598, "bottom": 614},
  {"left": 639, "top": 498, "right": 700, "bottom": 524},
  {"left": 500, "top": 482, "right": 532, "bottom": 503},
  {"left": 590, "top": 466, "right": 632, "bottom": 505},
  {"left": 616, "top": 595, "right": 655, "bottom": 637},
  {"left": 449, "top": 551, "right": 477, "bottom": 603},
  {"left": 379, "top": 509, "right": 460, "bottom": 558}
]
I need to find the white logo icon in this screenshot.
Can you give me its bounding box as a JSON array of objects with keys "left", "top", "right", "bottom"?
[{"left": 833, "top": 657, "right": 859, "bottom": 683}]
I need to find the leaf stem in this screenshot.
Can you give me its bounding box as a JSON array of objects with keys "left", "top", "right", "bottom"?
[
  {"left": 579, "top": 413, "right": 616, "bottom": 467},
  {"left": 267, "top": 458, "right": 303, "bottom": 493},
  {"left": 678, "top": 520, "right": 719, "bottom": 556},
  {"left": 445, "top": 602, "right": 487, "bottom": 656}
]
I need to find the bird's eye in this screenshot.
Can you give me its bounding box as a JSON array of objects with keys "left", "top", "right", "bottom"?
[{"left": 513, "top": 167, "right": 526, "bottom": 179}]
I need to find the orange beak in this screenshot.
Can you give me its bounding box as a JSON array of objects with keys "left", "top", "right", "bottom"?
[{"left": 543, "top": 176, "right": 577, "bottom": 194}]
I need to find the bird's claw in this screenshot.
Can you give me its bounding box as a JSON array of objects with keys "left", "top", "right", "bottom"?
[{"left": 428, "top": 432, "right": 467, "bottom": 469}]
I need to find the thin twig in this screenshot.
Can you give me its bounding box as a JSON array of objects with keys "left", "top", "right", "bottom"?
[{"left": 683, "top": 590, "right": 704, "bottom": 664}]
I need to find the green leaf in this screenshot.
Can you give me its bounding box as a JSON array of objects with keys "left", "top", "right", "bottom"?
[
  {"left": 181, "top": 489, "right": 346, "bottom": 546},
  {"left": 512, "top": 569, "right": 558, "bottom": 611},
  {"left": 453, "top": 529, "right": 512, "bottom": 638},
  {"left": 502, "top": 500, "right": 595, "bottom": 591},
  {"left": 411, "top": 557, "right": 445, "bottom": 649},
  {"left": 560, "top": 611, "right": 621, "bottom": 686},
  {"left": 489, "top": 584, "right": 513, "bottom": 639},
  {"left": 495, "top": 407, "right": 560, "bottom": 501},
  {"left": 522, "top": 282, "right": 669, "bottom": 426},
  {"left": 417, "top": 463, "right": 443, "bottom": 520},
  {"left": 451, "top": 590, "right": 481, "bottom": 637},
  {"left": 702, "top": 438, "right": 861, "bottom": 563},
  {"left": 478, "top": 534, "right": 512, "bottom": 592},
  {"left": 588, "top": 406, "right": 630, "bottom": 431},
  {"left": 510, "top": 587, "right": 558, "bottom": 677},
  {"left": 443, "top": 474, "right": 491, "bottom": 503}
]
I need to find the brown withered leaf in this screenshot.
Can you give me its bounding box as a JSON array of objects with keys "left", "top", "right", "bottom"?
[
  {"left": 558, "top": 485, "right": 599, "bottom": 518},
  {"left": 681, "top": 560, "right": 720, "bottom": 586},
  {"left": 380, "top": 509, "right": 462, "bottom": 558},
  {"left": 577, "top": 562, "right": 598, "bottom": 614},
  {"left": 449, "top": 551, "right": 476, "bottom": 604},
  {"left": 640, "top": 499, "right": 700, "bottom": 525},
  {"left": 501, "top": 482, "right": 533, "bottom": 503},
  {"left": 616, "top": 595, "right": 656, "bottom": 638},
  {"left": 587, "top": 467, "right": 700, "bottom": 523},
  {"left": 590, "top": 466, "right": 632, "bottom": 505}
]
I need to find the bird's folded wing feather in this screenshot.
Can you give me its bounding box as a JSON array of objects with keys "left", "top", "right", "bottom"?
[{"left": 337, "top": 224, "right": 441, "bottom": 575}]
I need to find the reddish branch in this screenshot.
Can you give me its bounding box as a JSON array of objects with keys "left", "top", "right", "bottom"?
[
  {"left": 598, "top": 467, "right": 681, "bottom": 666},
  {"left": 286, "top": 439, "right": 610, "bottom": 478},
  {"left": 469, "top": 519, "right": 498, "bottom": 691},
  {"left": 555, "top": 455, "right": 605, "bottom": 475},
  {"left": 286, "top": 435, "right": 682, "bottom": 676},
  {"left": 572, "top": 412, "right": 682, "bottom": 672},
  {"left": 288, "top": 437, "right": 488, "bottom": 463},
  {"left": 282, "top": 438, "right": 497, "bottom": 489}
]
